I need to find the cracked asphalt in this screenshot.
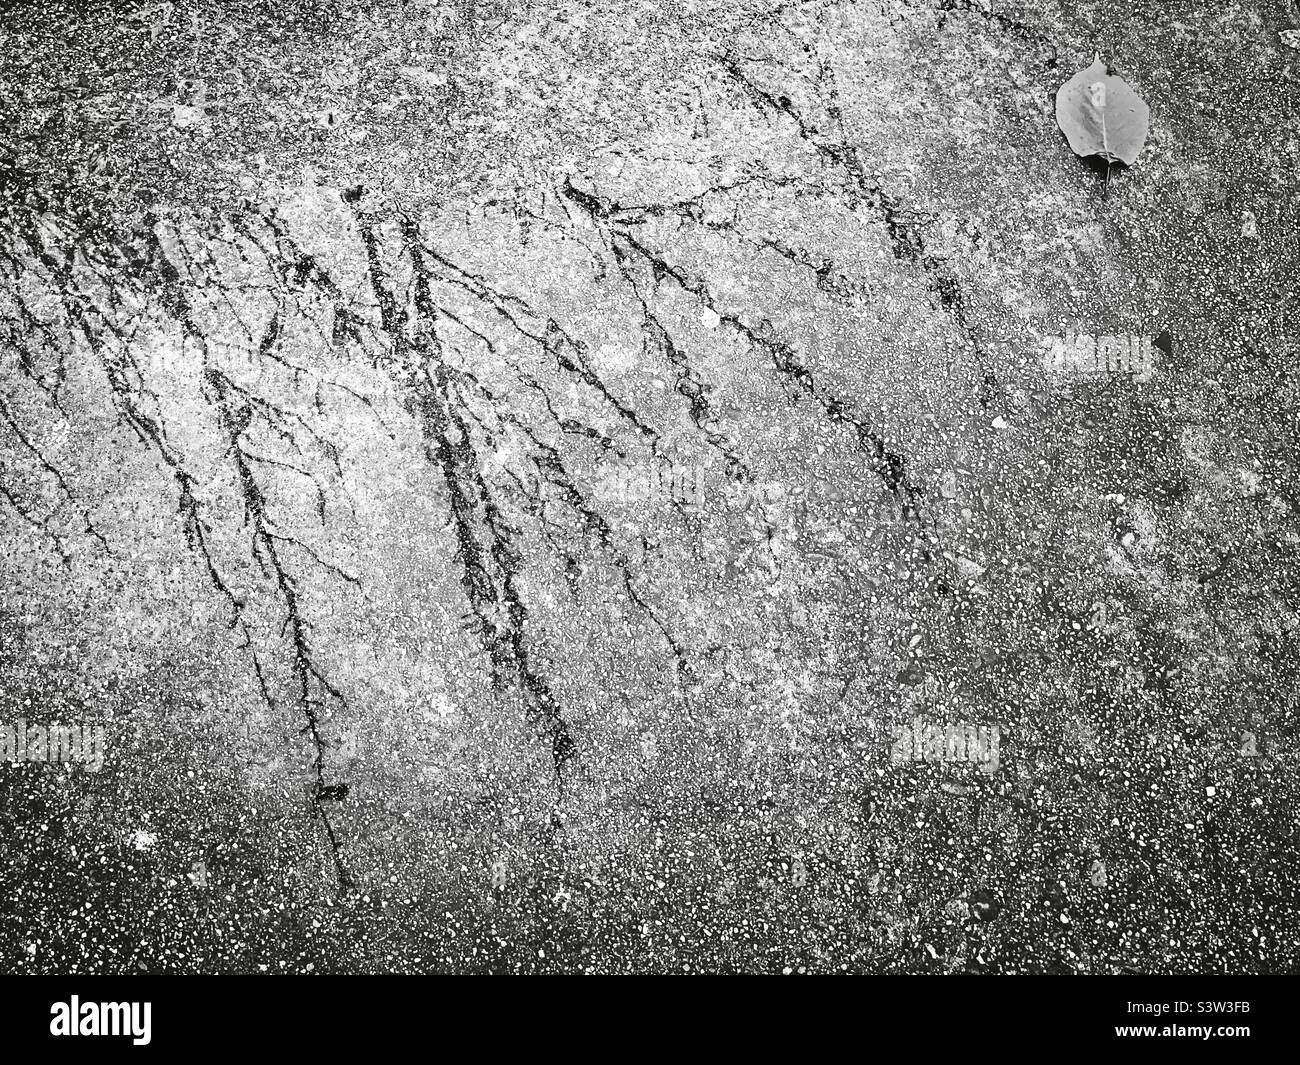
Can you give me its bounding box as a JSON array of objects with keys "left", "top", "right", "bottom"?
[{"left": 1, "top": 0, "right": 1298, "bottom": 973}]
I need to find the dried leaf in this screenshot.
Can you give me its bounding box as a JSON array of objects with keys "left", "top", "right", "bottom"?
[{"left": 1055, "top": 57, "right": 1149, "bottom": 166}]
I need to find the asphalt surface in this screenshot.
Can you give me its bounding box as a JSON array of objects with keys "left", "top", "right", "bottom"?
[{"left": 0, "top": 0, "right": 1298, "bottom": 973}]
